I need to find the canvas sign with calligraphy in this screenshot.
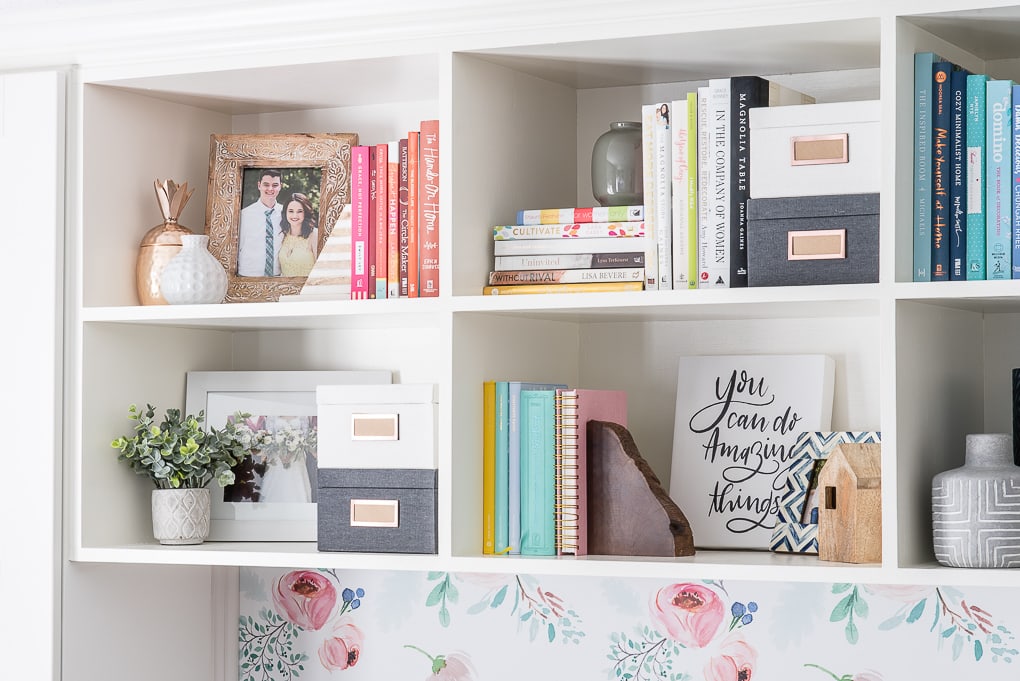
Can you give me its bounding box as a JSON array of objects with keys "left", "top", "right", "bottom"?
[{"left": 668, "top": 354, "right": 835, "bottom": 550}]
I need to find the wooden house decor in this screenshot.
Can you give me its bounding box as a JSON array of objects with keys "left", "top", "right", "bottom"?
[{"left": 817, "top": 442, "right": 882, "bottom": 563}]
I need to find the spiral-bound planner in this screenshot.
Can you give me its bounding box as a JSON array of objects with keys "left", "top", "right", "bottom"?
[{"left": 554, "top": 388, "right": 628, "bottom": 556}]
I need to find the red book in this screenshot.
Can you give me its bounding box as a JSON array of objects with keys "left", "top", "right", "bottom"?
[
  {"left": 350, "top": 145, "right": 370, "bottom": 300},
  {"left": 374, "top": 142, "right": 389, "bottom": 299},
  {"left": 367, "top": 145, "right": 378, "bottom": 298},
  {"left": 554, "top": 388, "right": 628, "bottom": 556},
  {"left": 398, "top": 138, "right": 409, "bottom": 297},
  {"left": 419, "top": 119, "right": 440, "bottom": 297},
  {"left": 406, "top": 129, "right": 420, "bottom": 298},
  {"left": 386, "top": 141, "right": 401, "bottom": 299}
]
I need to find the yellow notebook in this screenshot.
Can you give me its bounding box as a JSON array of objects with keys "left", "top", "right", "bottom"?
[{"left": 482, "top": 380, "right": 496, "bottom": 554}]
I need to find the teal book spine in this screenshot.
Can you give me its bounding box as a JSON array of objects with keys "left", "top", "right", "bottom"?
[
  {"left": 494, "top": 381, "right": 510, "bottom": 554},
  {"left": 986, "top": 79, "right": 1014, "bottom": 280},
  {"left": 507, "top": 381, "right": 566, "bottom": 555},
  {"left": 914, "top": 51, "right": 941, "bottom": 282},
  {"left": 967, "top": 73, "right": 989, "bottom": 279},
  {"left": 519, "top": 389, "right": 556, "bottom": 556}
]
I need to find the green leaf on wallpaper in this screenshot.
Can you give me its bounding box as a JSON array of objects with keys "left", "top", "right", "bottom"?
[
  {"left": 975, "top": 639, "right": 984, "bottom": 661},
  {"left": 952, "top": 634, "right": 964, "bottom": 660},
  {"left": 831, "top": 593, "right": 853, "bottom": 621},
  {"left": 548, "top": 623, "right": 555, "bottom": 642},
  {"left": 425, "top": 581, "right": 444, "bottom": 607},
  {"left": 491, "top": 584, "right": 508, "bottom": 608},
  {"left": 446, "top": 580, "right": 459, "bottom": 604},
  {"left": 942, "top": 626, "right": 957, "bottom": 639},
  {"left": 439, "top": 606, "right": 450, "bottom": 627},
  {"left": 878, "top": 613, "right": 905, "bottom": 630},
  {"left": 529, "top": 615, "right": 540, "bottom": 641},
  {"left": 832, "top": 583, "right": 853, "bottom": 594},
  {"left": 521, "top": 610, "right": 532, "bottom": 622},
  {"left": 427, "top": 571, "right": 444, "bottom": 580},
  {"left": 906, "top": 598, "right": 927, "bottom": 623},
  {"left": 846, "top": 620, "right": 859, "bottom": 644},
  {"left": 853, "top": 596, "right": 869, "bottom": 618},
  {"left": 466, "top": 600, "right": 488, "bottom": 615}
]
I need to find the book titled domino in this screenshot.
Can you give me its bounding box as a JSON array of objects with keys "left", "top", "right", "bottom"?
[
  {"left": 493, "top": 222, "right": 645, "bottom": 240},
  {"left": 515, "top": 205, "right": 643, "bottom": 225}
]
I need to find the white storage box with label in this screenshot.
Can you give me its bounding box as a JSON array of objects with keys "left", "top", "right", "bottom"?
[
  {"left": 750, "top": 99, "right": 880, "bottom": 198},
  {"left": 316, "top": 383, "right": 437, "bottom": 469}
]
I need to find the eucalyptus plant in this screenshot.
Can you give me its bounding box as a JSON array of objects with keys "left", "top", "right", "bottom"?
[{"left": 111, "top": 403, "right": 253, "bottom": 490}]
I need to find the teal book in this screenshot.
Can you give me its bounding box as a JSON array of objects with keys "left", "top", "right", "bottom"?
[
  {"left": 507, "top": 381, "right": 566, "bottom": 555},
  {"left": 967, "top": 73, "right": 989, "bottom": 279},
  {"left": 915, "top": 51, "right": 943, "bottom": 282},
  {"left": 494, "top": 381, "right": 510, "bottom": 554},
  {"left": 931, "top": 60, "right": 953, "bottom": 281},
  {"left": 519, "top": 388, "right": 556, "bottom": 556},
  {"left": 986, "top": 78, "right": 1014, "bottom": 280}
]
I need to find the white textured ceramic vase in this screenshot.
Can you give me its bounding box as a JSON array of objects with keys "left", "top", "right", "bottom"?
[
  {"left": 159, "top": 234, "right": 227, "bottom": 304},
  {"left": 932, "top": 433, "right": 1020, "bottom": 568},
  {"left": 151, "top": 488, "right": 211, "bottom": 545}
]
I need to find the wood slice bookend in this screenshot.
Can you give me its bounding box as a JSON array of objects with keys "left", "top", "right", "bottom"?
[{"left": 587, "top": 420, "right": 696, "bottom": 557}]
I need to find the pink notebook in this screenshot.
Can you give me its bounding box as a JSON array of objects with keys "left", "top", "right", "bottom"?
[{"left": 554, "top": 388, "right": 627, "bottom": 556}]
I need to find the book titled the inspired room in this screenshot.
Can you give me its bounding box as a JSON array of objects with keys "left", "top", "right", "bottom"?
[{"left": 669, "top": 354, "right": 835, "bottom": 550}]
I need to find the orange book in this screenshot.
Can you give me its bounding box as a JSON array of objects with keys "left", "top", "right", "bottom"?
[
  {"left": 407, "top": 129, "right": 420, "bottom": 298},
  {"left": 398, "top": 138, "right": 409, "bottom": 296},
  {"left": 386, "top": 141, "right": 400, "bottom": 298},
  {"left": 482, "top": 380, "right": 496, "bottom": 554},
  {"left": 419, "top": 119, "right": 440, "bottom": 297},
  {"left": 374, "top": 143, "right": 389, "bottom": 299}
]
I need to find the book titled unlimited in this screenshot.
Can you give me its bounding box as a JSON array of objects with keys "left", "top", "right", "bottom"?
[
  {"left": 493, "top": 222, "right": 645, "bottom": 240},
  {"left": 483, "top": 281, "right": 643, "bottom": 295},
  {"left": 493, "top": 252, "right": 645, "bottom": 271},
  {"left": 515, "top": 205, "right": 643, "bottom": 225},
  {"left": 488, "top": 268, "right": 644, "bottom": 285},
  {"left": 493, "top": 236, "right": 648, "bottom": 256}
]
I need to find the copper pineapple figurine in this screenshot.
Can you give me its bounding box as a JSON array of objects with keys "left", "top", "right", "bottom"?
[{"left": 136, "top": 179, "right": 197, "bottom": 305}]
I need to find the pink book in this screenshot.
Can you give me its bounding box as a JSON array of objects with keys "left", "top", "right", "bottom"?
[
  {"left": 374, "top": 142, "right": 389, "bottom": 299},
  {"left": 554, "top": 388, "right": 627, "bottom": 556},
  {"left": 350, "top": 145, "right": 370, "bottom": 300}
]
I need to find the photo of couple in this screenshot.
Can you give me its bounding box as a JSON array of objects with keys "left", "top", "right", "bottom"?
[{"left": 237, "top": 167, "right": 323, "bottom": 278}]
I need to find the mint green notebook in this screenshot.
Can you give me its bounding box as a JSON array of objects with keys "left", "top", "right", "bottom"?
[{"left": 519, "top": 389, "right": 556, "bottom": 556}]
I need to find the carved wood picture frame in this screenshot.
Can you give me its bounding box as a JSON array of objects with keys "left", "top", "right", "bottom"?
[{"left": 205, "top": 132, "right": 357, "bottom": 302}]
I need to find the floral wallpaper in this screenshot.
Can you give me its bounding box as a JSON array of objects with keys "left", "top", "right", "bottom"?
[{"left": 239, "top": 567, "right": 1019, "bottom": 680}]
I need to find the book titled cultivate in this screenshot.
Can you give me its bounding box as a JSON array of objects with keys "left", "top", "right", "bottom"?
[{"left": 669, "top": 354, "right": 835, "bottom": 550}]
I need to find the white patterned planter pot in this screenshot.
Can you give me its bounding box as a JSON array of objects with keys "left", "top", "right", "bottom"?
[
  {"left": 151, "top": 488, "right": 211, "bottom": 545},
  {"left": 932, "top": 433, "right": 1020, "bottom": 568}
]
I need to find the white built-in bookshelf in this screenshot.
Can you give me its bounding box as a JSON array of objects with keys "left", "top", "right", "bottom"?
[{"left": 16, "top": 0, "right": 1020, "bottom": 677}]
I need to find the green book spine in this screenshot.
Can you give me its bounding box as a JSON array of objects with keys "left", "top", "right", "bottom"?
[{"left": 519, "top": 389, "right": 556, "bottom": 556}]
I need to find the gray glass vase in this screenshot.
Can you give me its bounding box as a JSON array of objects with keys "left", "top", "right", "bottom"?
[
  {"left": 932, "top": 433, "right": 1020, "bottom": 568},
  {"left": 591, "top": 121, "right": 643, "bottom": 207}
]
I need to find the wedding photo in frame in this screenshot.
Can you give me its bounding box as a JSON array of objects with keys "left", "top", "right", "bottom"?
[
  {"left": 205, "top": 132, "right": 357, "bottom": 303},
  {"left": 185, "top": 369, "right": 391, "bottom": 541}
]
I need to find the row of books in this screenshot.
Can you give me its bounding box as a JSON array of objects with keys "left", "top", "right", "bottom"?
[
  {"left": 913, "top": 52, "right": 1018, "bottom": 281},
  {"left": 484, "top": 206, "right": 647, "bottom": 295},
  {"left": 296, "top": 119, "right": 439, "bottom": 300},
  {"left": 481, "top": 380, "right": 627, "bottom": 556},
  {"left": 483, "top": 75, "right": 813, "bottom": 296}
]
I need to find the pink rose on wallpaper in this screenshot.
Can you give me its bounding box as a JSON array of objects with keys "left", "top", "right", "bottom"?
[
  {"left": 320, "top": 621, "right": 364, "bottom": 671},
  {"left": 405, "top": 645, "right": 476, "bottom": 680},
  {"left": 650, "top": 582, "right": 725, "bottom": 648},
  {"left": 272, "top": 570, "right": 337, "bottom": 631},
  {"left": 704, "top": 632, "right": 757, "bottom": 681},
  {"left": 863, "top": 584, "right": 932, "bottom": 603}
]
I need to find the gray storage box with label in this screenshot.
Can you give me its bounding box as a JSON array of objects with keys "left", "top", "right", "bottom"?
[
  {"left": 318, "top": 468, "right": 437, "bottom": 553},
  {"left": 747, "top": 193, "right": 879, "bottom": 287}
]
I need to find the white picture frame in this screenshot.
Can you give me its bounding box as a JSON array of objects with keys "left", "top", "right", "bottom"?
[{"left": 186, "top": 370, "right": 391, "bottom": 541}]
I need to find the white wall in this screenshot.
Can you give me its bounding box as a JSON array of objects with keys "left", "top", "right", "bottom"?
[{"left": 0, "top": 70, "right": 64, "bottom": 681}]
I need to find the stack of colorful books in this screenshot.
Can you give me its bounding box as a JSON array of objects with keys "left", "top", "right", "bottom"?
[{"left": 484, "top": 205, "right": 647, "bottom": 295}]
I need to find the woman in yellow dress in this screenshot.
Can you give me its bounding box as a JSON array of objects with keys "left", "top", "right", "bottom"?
[{"left": 278, "top": 192, "right": 318, "bottom": 277}]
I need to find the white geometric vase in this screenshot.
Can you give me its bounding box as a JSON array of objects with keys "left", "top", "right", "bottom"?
[
  {"left": 151, "top": 488, "right": 211, "bottom": 545},
  {"left": 159, "top": 233, "right": 227, "bottom": 304},
  {"left": 932, "top": 433, "right": 1020, "bottom": 568}
]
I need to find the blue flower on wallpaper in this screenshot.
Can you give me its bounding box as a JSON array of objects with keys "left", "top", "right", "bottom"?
[
  {"left": 608, "top": 581, "right": 758, "bottom": 681},
  {"left": 424, "top": 572, "right": 584, "bottom": 644},
  {"left": 827, "top": 583, "right": 1019, "bottom": 663}
]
